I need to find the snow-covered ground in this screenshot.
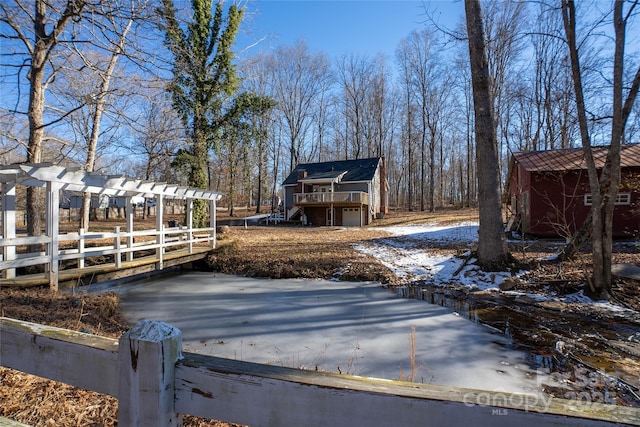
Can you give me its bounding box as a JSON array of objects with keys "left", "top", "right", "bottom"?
[
  {"left": 355, "top": 222, "right": 632, "bottom": 313},
  {"left": 354, "top": 222, "right": 513, "bottom": 290}
]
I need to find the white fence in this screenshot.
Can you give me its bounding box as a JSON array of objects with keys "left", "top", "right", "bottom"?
[
  {"left": 0, "top": 224, "right": 215, "bottom": 286},
  {"left": 1, "top": 163, "right": 222, "bottom": 290},
  {"left": 2, "top": 317, "right": 638, "bottom": 427}
]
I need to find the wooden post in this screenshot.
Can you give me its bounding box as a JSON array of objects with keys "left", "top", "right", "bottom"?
[
  {"left": 118, "top": 320, "right": 183, "bottom": 427},
  {"left": 156, "top": 195, "right": 164, "bottom": 270},
  {"left": 114, "top": 226, "right": 121, "bottom": 268},
  {"left": 78, "top": 228, "right": 85, "bottom": 269},
  {"left": 186, "top": 198, "right": 193, "bottom": 254},
  {"left": 126, "top": 197, "right": 134, "bottom": 262},
  {"left": 46, "top": 181, "right": 60, "bottom": 291},
  {"left": 2, "top": 181, "right": 16, "bottom": 279},
  {"left": 210, "top": 199, "right": 216, "bottom": 248}
]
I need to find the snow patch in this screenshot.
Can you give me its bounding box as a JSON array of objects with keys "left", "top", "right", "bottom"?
[{"left": 357, "top": 221, "right": 632, "bottom": 313}]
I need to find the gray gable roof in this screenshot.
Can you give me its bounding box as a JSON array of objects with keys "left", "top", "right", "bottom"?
[
  {"left": 303, "top": 170, "right": 347, "bottom": 180},
  {"left": 282, "top": 157, "right": 381, "bottom": 185}
]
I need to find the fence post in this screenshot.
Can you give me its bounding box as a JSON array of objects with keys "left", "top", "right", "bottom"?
[
  {"left": 114, "top": 226, "right": 121, "bottom": 268},
  {"left": 77, "top": 228, "right": 85, "bottom": 269},
  {"left": 126, "top": 197, "right": 134, "bottom": 262},
  {"left": 2, "top": 180, "right": 16, "bottom": 279},
  {"left": 118, "top": 320, "right": 183, "bottom": 427}
]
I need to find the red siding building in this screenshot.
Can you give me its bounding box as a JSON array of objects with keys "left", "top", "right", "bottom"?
[{"left": 505, "top": 145, "right": 640, "bottom": 238}]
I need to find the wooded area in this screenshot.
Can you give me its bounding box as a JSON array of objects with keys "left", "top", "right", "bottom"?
[
  {"left": 1, "top": 1, "right": 639, "bottom": 291},
  {"left": 1, "top": 0, "right": 637, "bottom": 213}
]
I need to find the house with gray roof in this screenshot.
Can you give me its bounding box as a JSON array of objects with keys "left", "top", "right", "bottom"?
[{"left": 281, "top": 157, "right": 388, "bottom": 226}]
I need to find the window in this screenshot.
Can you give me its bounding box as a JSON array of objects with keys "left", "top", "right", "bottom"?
[
  {"left": 584, "top": 193, "right": 631, "bottom": 206},
  {"left": 312, "top": 185, "right": 332, "bottom": 193},
  {"left": 618, "top": 193, "right": 632, "bottom": 205},
  {"left": 521, "top": 192, "right": 529, "bottom": 216}
]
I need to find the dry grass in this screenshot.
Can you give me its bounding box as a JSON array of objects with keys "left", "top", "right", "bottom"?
[
  {"left": 372, "top": 207, "right": 480, "bottom": 227},
  {"left": 0, "top": 290, "right": 244, "bottom": 427},
  {"left": 2, "top": 207, "right": 639, "bottom": 423},
  {"left": 210, "top": 225, "right": 395, "bottom": 283}
]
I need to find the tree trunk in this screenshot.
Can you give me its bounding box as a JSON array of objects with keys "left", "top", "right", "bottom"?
[
  {"left": 26, "top": 0, "right": 85, "bottom": 239},
  {"left": 79, "top": 14, "right": 132, "bottom": 231},
  {"left": 26, "top": 62, "right": 46, "bottom": 239},
  {"left": 559, "top": 0, "right": 640, "bottom": 297},
  {"left": 560, "top": 0, "right": 604, "bottom": 294},
  {"left": 464, "top": 0, "right": 509, "bottom": 269}
]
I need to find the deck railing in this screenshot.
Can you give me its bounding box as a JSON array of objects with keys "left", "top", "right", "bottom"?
[
  {"left": 294, "top": 191, "right": 369, "bottom": 205},
  {"left": 2, "top": 317, "right": 637, "bottom": 427}
]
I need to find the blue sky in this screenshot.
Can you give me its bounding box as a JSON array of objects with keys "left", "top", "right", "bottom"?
[{"left": 238, "top": 0, "right": 465, "bottom": 60}]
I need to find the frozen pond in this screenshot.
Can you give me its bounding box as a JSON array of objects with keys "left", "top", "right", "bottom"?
[{"left": 120, "top": 272, "right": 548, "bottom": 396}]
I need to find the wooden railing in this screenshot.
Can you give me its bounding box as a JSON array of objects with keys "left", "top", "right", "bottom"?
[
  {"left": 1, "top": 317, "right": 638, "bottom": 427},
  {"left": 294, "top": 191, "right": 369, "bottom": 205},
  {"left": 0, "top": 225, "right": 215, "bottom": 285}
]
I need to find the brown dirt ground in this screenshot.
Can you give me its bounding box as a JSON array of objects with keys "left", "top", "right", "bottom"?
[{"left": 2, "top": 207, "right": 640, "bottom": 425}]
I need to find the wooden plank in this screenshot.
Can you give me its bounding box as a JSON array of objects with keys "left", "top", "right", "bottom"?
[
  {"left": 0, "top": 235, "right": 51, "bottom": 247},
  {"left": 4, "top": 317, "right": 639, "bottom": 427},
  {"left": 0, "top": 255, "right": 50, "bottom": 270},
  {"left": 0, "top": 318, "right": 119, "bottom": 396},
  {"left": 162, "top": 251, "right": 210, "bottom": 269},
  {"left": 175, "top": 354, "right": 640, "bottom": 427}
]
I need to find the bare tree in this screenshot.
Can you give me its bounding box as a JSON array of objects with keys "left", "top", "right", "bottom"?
[
  {"left": 125, "top": 97, "right": 184, "bottom": 183},
  {"left": 396, "top": 37, "right": 418, "bottom": 211},
  {"left": 364, "top": 54, "right": 396, "bottom": 159},
  {"left": 67, "top": 1, "right": 145, "bottom": 230},
  {"left": 270, "top": 41, "right": 331, "bottom": 172},
  {"left": 336, "top": 53, "right": 372, "bottom": 159},
  {"left": 482, "top": 0, "right": 527, "bottom": 183},
  {"left": 465, "top": 0, "right": 510, "bottom": 268},
  {"left": 309, "top": 68, "right": 334, "bottom": 163},
  {"left": 403, "top": 29, "right": 437, "bottom": 212},
  {"left": 561, "top": 0, "right": 640, "bottom": 296},
  {"left": 1, "top": 0, "right": 86, "bottom": 237}
]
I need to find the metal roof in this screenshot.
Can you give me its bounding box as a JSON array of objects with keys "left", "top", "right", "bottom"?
[
  {"left": 282, "top": 157, "right": 381, "bottom": 186},
  {"left": 512, "top": 144, "right": 640, "bottom": 172},
  {"left": 0, "top": 163, "right": 222, "bottom": 201}
]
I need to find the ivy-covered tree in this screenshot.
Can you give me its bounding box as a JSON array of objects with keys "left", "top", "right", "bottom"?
[{"left": 158, "top": 0, "right": 243, "bottom": 226}]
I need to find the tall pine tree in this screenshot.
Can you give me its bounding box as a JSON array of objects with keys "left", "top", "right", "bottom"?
[{"left": 159, "top": 0, "right": 243, "bottom": 226}]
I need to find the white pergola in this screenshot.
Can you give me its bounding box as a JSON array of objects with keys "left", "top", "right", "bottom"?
[{"left": 0, "top": 163, "right": 222, "bottom": 290}]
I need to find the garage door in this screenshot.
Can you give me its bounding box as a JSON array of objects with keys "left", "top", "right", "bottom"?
[{"left": 343, "top": 208, "right": 361, "bottom": 226}]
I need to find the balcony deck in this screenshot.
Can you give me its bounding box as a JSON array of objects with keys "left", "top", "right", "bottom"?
[{"left": 293, "top": 191, "right": 369, "bottom": 206}]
